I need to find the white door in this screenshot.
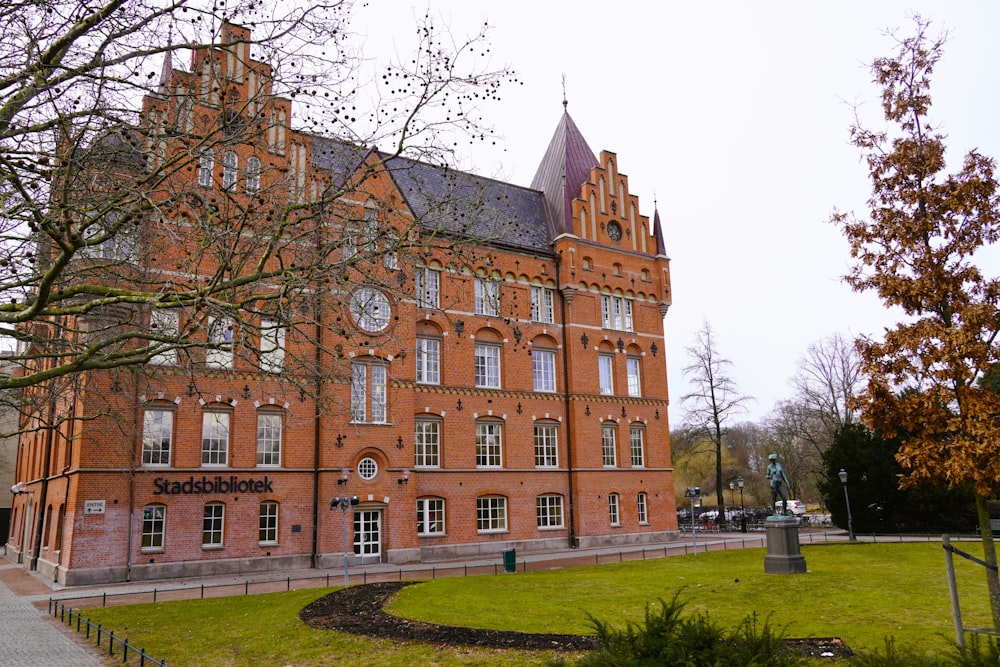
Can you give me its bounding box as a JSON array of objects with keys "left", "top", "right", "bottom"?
[{"left": 353, "top": 509, "right": 381, "bottom": 563}]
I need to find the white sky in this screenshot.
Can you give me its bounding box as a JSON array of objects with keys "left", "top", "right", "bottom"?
[{"left": 353, "top": 1, "right": 1000, "bottom": 425}]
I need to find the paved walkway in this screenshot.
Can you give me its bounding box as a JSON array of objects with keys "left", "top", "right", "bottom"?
[{"left": 0, "top": 530, "right": 864, "bottom": 666}]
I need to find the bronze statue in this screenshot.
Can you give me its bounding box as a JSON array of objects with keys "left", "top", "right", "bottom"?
[{"left": 766, "top": 453, "right": 790, "bottom": 515}]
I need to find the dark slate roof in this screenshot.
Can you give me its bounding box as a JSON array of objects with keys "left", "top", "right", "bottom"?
[
  {"left": 530, "top": 110, "right": 599, "bottom": 237},
  {"left": 311, "top": 135, "right": 371, "bottom": 186},
  {"left": 653, "top": 209, "right": 667, "bottom": 256},
  {"left": 385, "top": 156, "right": 552, "bottom": 254}
]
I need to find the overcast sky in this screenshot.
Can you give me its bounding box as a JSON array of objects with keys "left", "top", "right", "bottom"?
[{"left": 353, "top": 1, "right": 1000, "bottom": 425}]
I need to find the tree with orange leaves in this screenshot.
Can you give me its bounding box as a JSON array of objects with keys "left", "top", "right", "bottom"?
[{"left": 833, "top": 16, "right": 1000, "bottom": 630}]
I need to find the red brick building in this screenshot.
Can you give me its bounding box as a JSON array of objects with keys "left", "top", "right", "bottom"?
[{"left": 6, "top": 24, "right": 677, "bottom": 586}]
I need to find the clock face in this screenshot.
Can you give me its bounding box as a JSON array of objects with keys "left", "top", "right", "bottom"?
[
  {"left": 349, "top": 288, "right": 391, "bottom": 332},
  {"left": 607, "top": 221, "right": 623, "bottom": 242}
]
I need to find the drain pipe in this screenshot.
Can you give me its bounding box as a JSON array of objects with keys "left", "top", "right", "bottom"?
[{"left": 554, "top": 250, "right": 578, "bottom": 548}]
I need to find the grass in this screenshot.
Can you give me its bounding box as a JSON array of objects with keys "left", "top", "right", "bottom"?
[{"left": 80, "top": 542, "right": 993, "bottom": 666}]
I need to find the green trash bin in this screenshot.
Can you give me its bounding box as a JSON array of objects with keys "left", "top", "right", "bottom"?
[{"left": 502, "top": 548, "right": 516, "bottom": 573}]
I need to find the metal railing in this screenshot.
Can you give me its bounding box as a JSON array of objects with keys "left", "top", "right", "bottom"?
[{"left": 49, "top": 598, "right": 167, "bottom": 666}]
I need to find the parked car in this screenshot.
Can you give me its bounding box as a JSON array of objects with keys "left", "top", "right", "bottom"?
[{"left": 775, "top": 499, "right": 807, "bottom": 516}]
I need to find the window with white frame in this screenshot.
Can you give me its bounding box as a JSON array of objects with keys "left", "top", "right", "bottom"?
[
  {"left": 201, "top": 411, "right": 230, "bottom": 466},
  {"left": 203, "top": 503, "right": 225, "bottom": 547},
  {"left": 342, "top": 226, "right": 357, "bottom": 260},
  {"left": 259, "top": 501, "right": 278, "bottom": 544},
  {"left": 414, "top": 420, "right": 440, "bottom": 467},
  {"left": 474, "top": 277, "right": 499, "bottom": 316},
  {"left": 415, "top": 337, "right": 440, "bottom": 385},
  {"left": 531, "top": 286, "right": 555, "bottom": 323},
  {"left": 415, "top": 267, "right": 440, "bottom": 308},
  {"left": 198, "top": 149, "right": 214, "bottom": 187},
  {"left": 608, "top": 493, "right": 620, "bottom": 526},
  {"left": 417, "top": 497, "right": 445, "bottom": 535},
  {"left": 474, "top": 343, "right": 500, "bottom": 388},
  {"left": 256, "top": 412, "right": 282, "bottom": 466},
  {"left": 536, "top": 494, "right": 564, "bottom": 529},
  {"left": 637, "top": 492, "right": 649, "bottom": 524},
  {"left": 142, "top": 408, "right": 173, "bottom": 465},
  {"left": 80, "top": 210, "right": 137, "bottom": 262},
  {"left": 149, "top": 309, "right": 178, "bottom": 365},
  {"left": 630, "top": 426, "right": 645, "bottom": 467},
  {"left": 598, "top": 353, "right": 614, "bottom": 395},
  {"left": 601, "top": 295, "right": 633, "bottom": 331},
  {"left": 351, "top": 362, "right": 388, "bottom": 423},
  {"left": 141, "top": 504, "right": 165, "bottom": 551},
  {"left": 383, "top": 232, "right": 398, "bottom": 270},
  {"left": 601, "top": 424, "right": 617, "bottom": 467},
  {"left": 206, "top": 316, "right": 234, "bottom": 369},
  {"left": 476, "top": 496, "right": 507, "bottom": 533},
  {"left": 532, "top": 349, "right": 556, "bottom": 392},
  {"left": 222, "top": 151, "right": 238, "bottom": 189},
  {"left": 627, "top": 356, "right": 642, "bottom": 397},
  {"left": 260, "top": 320, "right": 285, "bottom": 373},
  {"left": 361, "top": 202, "right": 378, "bottom": 254},
  {"left": 246, "top": 156, "right": 261, "bottom": 193},
  {"left": 475, "top": 421, "right": 502, "bottom": 467},
  {"left": 534, "top": 423, "right": 558, "bottom": 467}
]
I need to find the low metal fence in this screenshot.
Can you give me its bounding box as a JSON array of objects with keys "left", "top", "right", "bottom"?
[{"left": 49, "top": 598, "right": 167, "bottom": 666}]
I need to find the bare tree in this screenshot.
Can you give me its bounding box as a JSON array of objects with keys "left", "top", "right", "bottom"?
[
  {"left": 0, "top": 0, "right": 518, "bottom": 430},
  {"left": 680, "top": 320, "right": 752, "bottom": 518},
  {"left": 790, "top": 333, "right": 864, "bottom": 442}
]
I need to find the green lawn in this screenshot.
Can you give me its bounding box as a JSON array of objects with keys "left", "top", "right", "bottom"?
[{"left": 79, "top": 542, "right": 992, "bottom": 666}]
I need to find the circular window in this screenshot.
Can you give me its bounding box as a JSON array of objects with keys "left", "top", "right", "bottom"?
[
  {"left": 349, "top": 288, "right": 391, "bottom": 332},
  {"left": 357, "top": 457, "right": 379, "bottom": 480},
  {"left": 606, "top": 220, "right": 623, "bottom": 242}
]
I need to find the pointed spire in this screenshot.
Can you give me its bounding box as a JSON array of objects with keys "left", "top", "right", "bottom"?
[
  {"left": 157, "top": 28, "right": 174, "bottom": 97},
  {"left": 653, "top": 207, "right": 667, "bottom": 257},
  {"left": 531, "top": 100, "right": 598, "bottom": 236}
]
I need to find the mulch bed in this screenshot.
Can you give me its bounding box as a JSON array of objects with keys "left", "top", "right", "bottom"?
[{"left": 300, "top": 581, "right": 854, "bottom": 658}]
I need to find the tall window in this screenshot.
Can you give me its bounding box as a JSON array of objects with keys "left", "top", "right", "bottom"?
[
  {"left": 608, "top": 493, "right": 620, "bottom": 526},
  {"left": 222, "top": 151, "right": 238, "bottom": 189},
  {"left": 601, "top": 295, "right": 633, "bottom": 331},
  {"left": 203, "top": 503, "right": 225, "bottom": 547},
  {"left": 597, "top": 354, "right": 614, "bottom": 395},
  {"left": 383, "top": 232, "right": 398, "bottom": 269},
  {"left": 601, "top": 424, "right": 617, "bottom": 467},
  {"left": 259, "top": 501, "right": 278, "bottom": 544},
  {"left": 361, "top": 203, "right": 378, "bottom": 253},
  {"left": 206, "top": 316, "right": 234, "bottom": 369},
  {"left": 198, "top": 149, "right": 214, "bottom": 187},
  {"left": 536, "top": 495, "right": 564, "bottom": 529},
  {"left": 417, "top": 498, "right": 445, "bottom": 535},
  {"left": 142, "top": 409, "right": 173, "bottom": 465},
  {"left": 637, "top": 492, "right": 649, "bottom": 524},
  {"left": 531, "top": 286, "right": 555, "bottom": 323},
  {"left": 149, "top": 309, "right": 178, "bottom": 365},
  {"left": 474, "top": 277, "right": 499, "bottom": 316},
  {"left": 627, "top": 356, "right": 642, "bottom": 397},
  {"left": 415, "top": 337, "right": 440, "bottom": 385},
  {"left": 256, "top": 413, "right": 282, "bottom": 466},
  {"left": 201, "top": 412, "right": 230, "bottom": 466},
  {"left": 415, "top": 267, "right": 440, "bottom": 308},
  {"left": 532, "top": 349, "right": 556, "bottom": 392},
  {"left": 414, "top": 420, "right": 440, "bottom": 467},
  {"left": 477, "top": 496, "right": 507, "bottom": 533},
  {"left": 260, "top": 320, "right": 285, "bottom": 373},
  {"left": 474, "top": 343, "right": 501, "bottom": 388},
  {"left": 351, "top": 363, "right": 388, "bottom": 423},
  {"left": 475, "top": 422, "right": 502, "bottom": 467},
  {"left": 534, "top": 423, "right": 558, "bottom": 467},
  {"left": 630, "top": 426, "right": 645, "bottom": 467},
  {"left": 141, "top": 505, "right": 166, "bottom": 551},
  {"left": 246, "top": 156, "right": 261, "bottom": 193}
]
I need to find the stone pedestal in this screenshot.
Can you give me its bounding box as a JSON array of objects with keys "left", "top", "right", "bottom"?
[{"left": 764, "top": 516, "right": 807, "bottom": 574}]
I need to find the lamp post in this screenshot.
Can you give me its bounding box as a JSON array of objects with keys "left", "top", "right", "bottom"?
[
  {"left": 737, "top": 476, "right": 746, "bottom": 533},
  {"left": 683, "top": 487, "right": 701, "bottom": 555},
  {"left": 728, "top": 481, "right": 735, "bottom": 529},
  {"left": 838, "top": 469, "right": 856, "bottom": 542},
  {"left": 330, "top": 496, "right": 359, "bottom": 587}
]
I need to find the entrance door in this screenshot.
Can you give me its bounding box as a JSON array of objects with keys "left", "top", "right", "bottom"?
[{"left": 353, "top": 509, "right": 381, "bottom": 564}]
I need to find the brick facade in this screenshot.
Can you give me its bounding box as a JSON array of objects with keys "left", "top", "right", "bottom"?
[{"left": 6, "top": 23, "right": 678, "bottom": 586}]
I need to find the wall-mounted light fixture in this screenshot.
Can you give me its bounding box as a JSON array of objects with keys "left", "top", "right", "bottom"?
[
  {"left": 337, "top": 468, "right": 351, "bottom": 485},
  {"left": 398, "top": 470, "right": 410, "bottom": 485},
  {"left": 10, "top": 482, "right": 30, "bottom": 495}
]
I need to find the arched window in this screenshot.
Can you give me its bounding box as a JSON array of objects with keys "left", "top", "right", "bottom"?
[
  {"left": 222, "top": 151, "right": 238, "bottom": 190},
  {"left": 246, "top": 156, "right": 261, "bottom": 193}
]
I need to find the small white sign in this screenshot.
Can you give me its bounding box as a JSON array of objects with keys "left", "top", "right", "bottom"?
[{"left": 84, "top": 500, "right": 106, "bottom": 515}]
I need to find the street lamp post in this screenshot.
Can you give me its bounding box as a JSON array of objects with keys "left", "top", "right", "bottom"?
[
  {"left": 737, "top": 476, "right": 746, "bottom": 533},
  {"left": 683, "top": 487, "right": 701, "bottom": 555},
  {"left": 330, "top": 496, "right": 359, "bottom": 587},
  {"left": 838, "top": 469, "right": 856, "bottom": 542}
]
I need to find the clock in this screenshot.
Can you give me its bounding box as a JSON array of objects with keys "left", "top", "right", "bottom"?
[
  {"left": 607, "top": 221, "right": 623, "bottom": 242},
  {"left": 349, "top": 287, "right": 391, "bottom": 332}
]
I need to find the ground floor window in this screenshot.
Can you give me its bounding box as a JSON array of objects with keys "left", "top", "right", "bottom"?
[
  {"left": 142, "top": 505, "right": 165, "bottom": 551},
  {"left": 608, "top": 493, "right": 620, "bottom": 526},
  {"left": 259, "top": 501, "right": 278, "bottom": 545},
  {"left": 417, "top": 497, "right": 445, "bottom": 535},
  {"left": 637, "top": 492, "right": 648, "bottom": 524},
  {"left": 476, "top": 496, "right": 507, "bottom": 533},
  {"left": 203, "top": 503, "right": 225, "bottom": 548},
  {"left": 536, "top": 494, "right": 564, "bottom": 529}
]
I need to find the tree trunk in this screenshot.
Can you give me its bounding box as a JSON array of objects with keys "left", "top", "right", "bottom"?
[{"left": 975, "top": 493, "right": 1000, "bottom": 632}]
